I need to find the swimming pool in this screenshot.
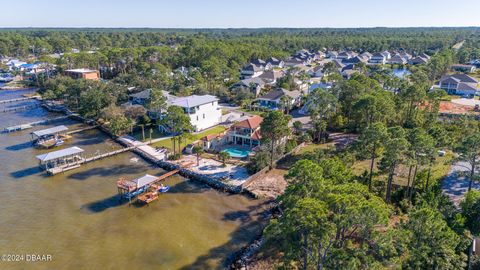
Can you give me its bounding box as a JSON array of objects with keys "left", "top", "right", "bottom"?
[{"left": 222, "top": 147, "right": 251, "bottom": 158}]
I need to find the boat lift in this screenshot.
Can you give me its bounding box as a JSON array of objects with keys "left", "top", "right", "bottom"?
[
  {"left": 31, "top": 125, "right": 71, "bottom": 149},
  {"left": 117, "top": 172, "right": 178, "bottom": 205}
]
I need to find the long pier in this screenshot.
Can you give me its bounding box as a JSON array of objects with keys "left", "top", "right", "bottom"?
[
  {"left": 66, "top": 125, "right": 98, "bottom": 135},
  {"left": 47, "top": 146, "right": 136, "bottom": 175},
  {"left": 2, "top": 116, "right": 72, "bottom": 133},
  {"left": 1, "top": 103, "right": 41, "bottom": 114},
  {"left": 0, "top": 96, "right": 41, "bottom": 104}
]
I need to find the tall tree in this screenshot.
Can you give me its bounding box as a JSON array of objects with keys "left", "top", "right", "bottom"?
[
  {"left": 260, "top": 110, "right": 291, "bottom": 169},
  {"left": 403, "top": 206, "right": 467, "bottom": 270},
  {"left": 456, "top": 133, "right": 480, "bottom": 191},
  {"left": 379, "top": 126, "right": 409, "bottom": 203},
  {"left": 357, "top": 122, "right": 388, "bottom": 191},
  {"left": 159, "top": 105, "right": 193, "bottom": 155},
  {"left": 306, "top": 89, "right": 337, "bottom": 142}
]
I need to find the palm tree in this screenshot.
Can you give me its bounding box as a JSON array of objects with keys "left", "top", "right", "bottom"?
[
  {"left": 192, "top": 145, "right": 204, "bottom": 166},
  {"left": 218, "top": 151, "right": 230, "bottom": 167}
]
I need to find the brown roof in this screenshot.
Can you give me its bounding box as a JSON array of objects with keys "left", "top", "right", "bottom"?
[
  {"left": 251, "top": 130, "right": 262, "bottom": 140},
  {"left": 201, "top": 132, "right": 225, "bottom": 141},
  {"left": 234, "top": 115, "right": 263, "bottom": 129}
]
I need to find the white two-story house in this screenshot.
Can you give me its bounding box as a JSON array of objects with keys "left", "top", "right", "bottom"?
[{"left": 168, "top": 95, "right": 222, "bottom": 132}]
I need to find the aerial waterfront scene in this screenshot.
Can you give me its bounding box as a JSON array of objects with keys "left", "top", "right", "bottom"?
[{"left": 1, "top": 0, "right": 480, "bottom": 269}]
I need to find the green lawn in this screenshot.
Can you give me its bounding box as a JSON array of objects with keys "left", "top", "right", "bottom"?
[{"left": 151, "top": 126, "right": 227, "bottom": 151}]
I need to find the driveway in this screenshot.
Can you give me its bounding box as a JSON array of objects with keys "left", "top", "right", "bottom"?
[
  {"left": 442, "top": 161, "right": 480, "bottom": 206},
  {"left": 289, "top": 108, "right": 311, "bottom": 128}
]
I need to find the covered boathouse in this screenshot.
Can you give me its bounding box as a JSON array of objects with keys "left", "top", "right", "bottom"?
[
  {"left": 117, "top": 174, "right": 161, "bottom": 203},
  {"left": 31, "top": 125, "right": 70, "bottom": 148},
  {"left": 36, "top": 146, "right": 85, "bottom": 174}
]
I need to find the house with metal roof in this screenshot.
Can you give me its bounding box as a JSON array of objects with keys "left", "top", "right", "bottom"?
[
  {"left": 167, "top": 95, "right": 222, "bottom": 132},
  {"left": 36, "top": 146, "right": 85, "bottom": 169}
]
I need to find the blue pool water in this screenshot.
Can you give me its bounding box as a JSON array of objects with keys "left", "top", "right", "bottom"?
[
  {"left": 222, "top": 147, "right": 251, "bottom": 158},
  {"left": 393, "top": 68, "right": 412, "bottom": 79}
]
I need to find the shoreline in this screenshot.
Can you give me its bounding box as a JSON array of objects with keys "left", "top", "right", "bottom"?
[{"left": 41, "top": 99, "right": 273, "bottom": 268}]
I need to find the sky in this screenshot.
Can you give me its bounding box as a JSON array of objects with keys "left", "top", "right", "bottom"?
[{"left": 1, "top": 0, "right": 479, "bottom": 28}]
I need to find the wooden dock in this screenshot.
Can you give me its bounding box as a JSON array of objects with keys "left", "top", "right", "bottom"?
[
  {"left": 1, "top": 103, "right": 41, "bottom": 114},
  {"left": 46, "top": 146, "right": 136, "bottom": 175},
  {"left": 66, "top": 125, "right": 98, "bottom": 135},
  {"left": 0, "top": 96, "right": 40, "bottom": 104},
  {"left": 83, "top": 147, "right": 135, "bottom": 163},
  {"left": 2, "top": 116, "right": 71, "bottom": 133}
]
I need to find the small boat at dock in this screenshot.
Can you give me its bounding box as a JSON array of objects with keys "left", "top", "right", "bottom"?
[
  {"left": 159, "top": 186, "right": 170, "bottom": 193},
  {"left": 137, "top": 190, "right": 159, "bottom": 204}
]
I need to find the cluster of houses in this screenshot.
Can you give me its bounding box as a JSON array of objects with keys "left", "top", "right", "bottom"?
[
  {"left": 1, "top": 54, "right": 100, "bottom": 83},
  {"left": 230, "top": 48, "right": 434, "bottom": 111}
]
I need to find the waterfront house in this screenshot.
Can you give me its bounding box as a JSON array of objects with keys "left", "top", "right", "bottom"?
[
  {"left": 438, "top": 74, "right": 479, "bottom": 95},
  {"left": 65, "top": 68, "right": 100, "bottom": 80},
  {"left": 256, "top": 88, "right": 302, "bottom": 110},
  {"left": 168, "top": 94, "right": 222, "bottom": 132},
  {"left": 240, "top": 63, "right": 263, "bottom": 79},
  {"left": 227, "top": 115, "right": 263, "bottom": 148}
]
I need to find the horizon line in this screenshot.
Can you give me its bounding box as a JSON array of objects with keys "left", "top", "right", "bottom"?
[{"left": 0, "top": 26, "right": 480, "bottom": 30}]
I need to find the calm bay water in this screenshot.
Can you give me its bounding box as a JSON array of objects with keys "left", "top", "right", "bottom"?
[{"left": 0, "top": 90, "right": 267, "bottom": 270}]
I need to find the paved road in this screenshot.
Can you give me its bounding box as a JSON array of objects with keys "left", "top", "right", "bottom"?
[
  {"left": 289, "top": 108, "right": 311, "bottom": 128},
  {"left": 442, "top": 161, "right": 480, "bottom": 206}
]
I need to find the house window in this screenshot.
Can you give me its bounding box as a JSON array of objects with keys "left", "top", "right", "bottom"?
[
  {"left": 196, "top": 116, "right": 198, "bottom": 121},
  {"left": 203, "top": 114, "right": 205, "bottom": 119}
]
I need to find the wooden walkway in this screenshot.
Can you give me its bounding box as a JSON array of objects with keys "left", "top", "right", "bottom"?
[
  {"left": 47, "top": 146, "right": 136, "bottom": 175},
  {"left": 0, "top": 96, "right": 40, "bottom": 104},
  {"left": 1, "top": 103, "right": 41, "bottom": 114},
  {"left": 67, "top": 125, "right": 98, "bottom": 135},
  {"left": 2, "top": 116, "right": 71, "bottom": 133},
  {"left": 83, "top": 146, "right": 135, "bottom": 163}
]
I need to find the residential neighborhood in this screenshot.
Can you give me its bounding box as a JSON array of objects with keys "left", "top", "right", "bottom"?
[{"left": 1, "top": 5, "right": 480, "bottom": 270}]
